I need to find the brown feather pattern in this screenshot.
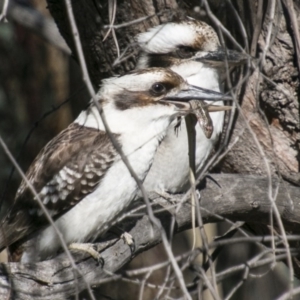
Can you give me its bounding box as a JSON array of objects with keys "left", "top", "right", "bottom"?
[{"left": 0, "top": 123, "right": 118, "bottom": 250}]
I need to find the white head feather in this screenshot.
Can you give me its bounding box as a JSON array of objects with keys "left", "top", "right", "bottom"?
[{"left": 137, "top": 20, "right": 220, "bottom": 54}]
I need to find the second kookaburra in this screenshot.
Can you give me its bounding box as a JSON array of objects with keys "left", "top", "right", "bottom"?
[
  {"left": 136, "top": 20, "right": 247, "bottom": 193},
  {"left": 0, "top": 68, "right": 228, "bottom": 262}
]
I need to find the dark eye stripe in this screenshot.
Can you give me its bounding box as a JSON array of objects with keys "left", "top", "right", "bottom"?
[{"left": 176, "top": 45, "right": 196, "bottom": 58}]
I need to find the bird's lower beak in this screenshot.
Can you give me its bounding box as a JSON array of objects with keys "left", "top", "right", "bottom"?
[
  {"left": 207, "top": 105, "right": 232, "bottom": 112},
  {"left": 163, "top": 85, "right": 232, "bottom": 111},
  {"left": 194, "top": 48, "right": 248, "bottom": 67}
]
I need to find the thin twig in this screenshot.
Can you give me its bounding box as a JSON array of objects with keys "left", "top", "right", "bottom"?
[
  {"left": 256, "top": 0, "right": 295, "bottom": 291},
  {"left": 5, "top": 1, "right": 70, "bottom": 54},
  {"left": 224, "top": 269, "right": 247, "bottom": 300},
  {"left": 102, "top": 0, "right": 120, "bottom": 58},
  {"left": 202, "top": 0, "right": 245, "bottom": 52},
  {"left": 63, "top": 1, "right": 192, "bottom": 298},
  {"left": 103, "top": 12, "right": 161, "bottom": 29},
  {"left": 0, "top": 0, "right": 9, "bottom": 22},
  {"left": 0, "top": 135, "right": 94, "bottom": 300},
  {"left": 194, "top": 193, "right": 219, "bottom": 297},
  {"left": 226, "top": 0, "right": 249, "bottom": 52},
  {"left": 138, "top": 270, "right": 153, "bottom": 300},
  {"left": 185, "top": 116, "right": 197, "bottom": 251},
  {"left": 250, "top": 0, "right": 264, "bottom": 56},
  {"left": 277, "top": 286, "right": 300, "bottom": 300},
  {"left": 0, "top": 85, "right": 85, "bottom": 211}
]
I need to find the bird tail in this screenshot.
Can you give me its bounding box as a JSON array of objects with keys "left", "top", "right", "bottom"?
[{"left": 0, "top": 211, "right": 32, "bottom": 252}]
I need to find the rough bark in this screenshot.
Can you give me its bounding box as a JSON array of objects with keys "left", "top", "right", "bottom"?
[
  {"left": 0, "top": 174, "right": 299, "bottom": 299},
  {"left": 222, "top": 1, "right": 300, "bottom": 184},
  {"left": 46, "top": 0, "right": 178, "bottom": 89}
]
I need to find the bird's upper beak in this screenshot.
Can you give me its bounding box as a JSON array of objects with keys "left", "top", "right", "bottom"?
[
  {"left": 164, "top": 85, "right": 232, "bottom": 101},
  {"left": 162, "top": 85, "right": 232, "bottom": 111},
  {"left": 193, "top": 48, "right": 248, "bottom": 67}
]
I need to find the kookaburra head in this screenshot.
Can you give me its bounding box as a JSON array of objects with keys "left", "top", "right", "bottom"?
[
  {"left": 136, "top": 19, "right": 247, "bottom": 72},
  {"left": 134, "top": 20, "right": 244, "bottom": 195},
  {"left": 99, "top": 67, "right": 228, "bottom": 110},
  {"left": 1, "top": 67, "right": 229, "bottom": 263},
  {"left": 76, "top": 67, "right": 230, "bottom": 135}
]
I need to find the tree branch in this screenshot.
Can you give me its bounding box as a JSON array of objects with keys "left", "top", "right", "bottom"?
[{"left": 0, "top": 174, "right": 299, "bottom": 299}]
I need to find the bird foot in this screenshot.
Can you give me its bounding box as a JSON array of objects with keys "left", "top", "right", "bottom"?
[
  {"left": 110, "top": 226, "right": 136, "bottom": 254},
  {"left": 69, "top": 242, "right": 104, "bottom": 267},
  {"left": 121, "top": 232, "right": 135, "bottom": 254}
]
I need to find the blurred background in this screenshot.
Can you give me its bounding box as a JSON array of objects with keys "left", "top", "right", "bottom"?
[{"left": 0, "top": 0, "right": 89, "bottom": 204}]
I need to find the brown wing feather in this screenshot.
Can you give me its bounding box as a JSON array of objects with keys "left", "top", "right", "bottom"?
[{"left": 0, "top": 123, "right": 118, "bottom": 250}]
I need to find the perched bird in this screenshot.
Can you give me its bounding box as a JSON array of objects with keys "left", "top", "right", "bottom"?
[
  {"left": 0, "top": 68, "right": 228, "bottom": 263},
  {"left": 136, "top": 20, "right": 247, "bottom": 194}
]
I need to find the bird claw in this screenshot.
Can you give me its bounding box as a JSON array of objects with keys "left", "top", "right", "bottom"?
[
  {"left": 121, "top": 232, "right": 135, "bottom": 255},
  {"left": 196, "top": 190, "right": 201, "bottom": 200},
  {"left": 96, "top": 255, "right": 105, "bottom": 267},
  {"left": 69, "top": 242, "right": 104, "bottom": 267}
]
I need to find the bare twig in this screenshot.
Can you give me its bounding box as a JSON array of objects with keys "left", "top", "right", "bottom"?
[
  {"left": 277, "top": 286, "right": 300, "bottom": 300},
  {"left": 103, "top": 12, "right": 161, "bottom": 30},
  {"left": 0, "top": 0, "right": 8, "bottom": 22},
  {"left": 0, "top": 175, "right": 298, "bottom": 298},
  {"left": 250, "top": 0, "right": 264, "bottom": 56},
  {"left": 63, "top": 1, "right": 191, "bottom": 298},
  {"left": 226, "top": 0, "right": 249, "bottom": 52},
  {"left": 103, "top": 0, "right": 120, "bottom": 58},
  {"left": 257, "top": 0, "right": 295, "bottom": 291},
  {"left": 0, "top": 134, "right": 94, "bottom": 300}
]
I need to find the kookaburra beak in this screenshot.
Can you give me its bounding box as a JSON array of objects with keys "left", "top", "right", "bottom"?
[
  {"left": 163, "top": 85, "right": 232, "bottom": 110},
  {"left": 194, "top": 48, "right": 249, "bottom": 67},
  {"left": 164, "top": 85, "right": 232, "bottom": 102},
  {"left": 206, "top": 105, "right": 232, "bottom": 112}
]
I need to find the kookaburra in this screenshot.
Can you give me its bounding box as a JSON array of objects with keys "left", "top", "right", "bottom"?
[
  {"left": 136, "top": 20, "right": 246, "bottom": 193},
  {"left": 0, "top": 68, "right": 228, "bottom": 262}
]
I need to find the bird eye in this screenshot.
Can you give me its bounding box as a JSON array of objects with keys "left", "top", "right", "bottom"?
[
  {"left": 176, "top": 46, "right": 195, "bottom": 59},
  {"left": 150, "top": 82, "right": 166, "bottom": 96}
]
